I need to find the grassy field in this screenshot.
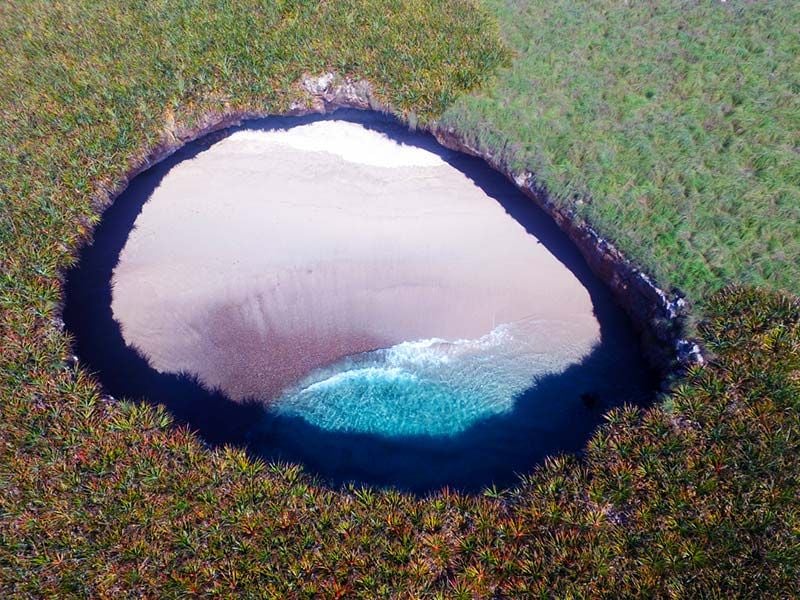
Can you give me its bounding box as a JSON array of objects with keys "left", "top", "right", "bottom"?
[
  {"left": 444, "top": 0, "right": 800, "bottom": 301},
  {"left": 1, "top": 0, "right": 799, "bottom": 596}
]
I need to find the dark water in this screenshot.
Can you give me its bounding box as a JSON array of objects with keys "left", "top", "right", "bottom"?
[{"left": 62, "top": 110, "right": 656, "bottom": 494}]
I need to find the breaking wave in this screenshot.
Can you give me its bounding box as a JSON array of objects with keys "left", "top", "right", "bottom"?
[{"left": 271, "top": 318, "right": 597, "bottom": 437}]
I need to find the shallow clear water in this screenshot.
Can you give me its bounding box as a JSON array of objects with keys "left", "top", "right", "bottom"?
[{"left": 273, "top": 318, "right": 594, "bottom": 437}]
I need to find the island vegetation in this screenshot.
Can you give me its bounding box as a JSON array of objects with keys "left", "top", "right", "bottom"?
[{"left": 1, "top": 0, "right": 798, "bottom": 596}]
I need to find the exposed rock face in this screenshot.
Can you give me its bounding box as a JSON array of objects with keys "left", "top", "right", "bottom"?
[
  {"left": 292, "top": 73, "right": 375, "bottom": 113},
  {"left": 92, "top": 71, "right": 703, "bottom": 379}
]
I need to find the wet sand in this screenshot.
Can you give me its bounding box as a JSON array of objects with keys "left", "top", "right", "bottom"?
[{"left": 111, "top": 120, "right": 600, "bottom": 402}]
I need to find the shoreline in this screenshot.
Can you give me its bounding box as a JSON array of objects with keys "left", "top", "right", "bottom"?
[{"left": 110, "top": 120, "right": 601, "bottom": 404}]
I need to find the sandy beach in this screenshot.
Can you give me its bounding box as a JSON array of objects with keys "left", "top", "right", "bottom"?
[{"left": 111, "top": 119, "right": 601, "bottom": 403}]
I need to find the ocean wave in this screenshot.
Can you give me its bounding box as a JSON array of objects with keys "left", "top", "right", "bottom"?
[
  {"left": 380, "top": 324, "right": 512, "bottom": 368},
  {"left": 300, "top": 366, "right": 418, "bottom": 394},
  {"left": 270, "top": 320, "right": 595, "bottom": 437}
]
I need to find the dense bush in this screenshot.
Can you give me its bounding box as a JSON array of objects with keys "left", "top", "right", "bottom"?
[{"left": 4, "top": 283, "right": 798, "bottom": 596}]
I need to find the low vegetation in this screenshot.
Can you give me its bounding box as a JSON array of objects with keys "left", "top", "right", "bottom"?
[
  {"left": 444, "top": 0, "right": 800, "bottom": 300},
  {"left": 4, "top": 282, "right": 798, "bottom": 596},
  {"left": 1, "top": 0, "right": 798, "bottom": 596}
]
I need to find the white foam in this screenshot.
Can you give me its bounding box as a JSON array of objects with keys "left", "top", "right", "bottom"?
[
  {"left": 228, "top": 121, "right": 445, "bottom": 168},
  {"left": 271, "top": 318, "right": 600, "bottom": 436},
  {"left": 300, "top": 366, "right": 417, "bottom": 394},
  {"left": 383, "top": 324, "right": 514, "bottom": 367}
]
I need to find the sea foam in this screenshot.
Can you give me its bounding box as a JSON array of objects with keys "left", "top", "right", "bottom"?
[{"left": 271, "top": 318, "right": 596, "bottom": 437}]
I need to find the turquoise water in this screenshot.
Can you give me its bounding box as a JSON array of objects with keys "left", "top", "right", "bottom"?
[{"left": 272, "top": 318, "right": 596, "bottom": 437}]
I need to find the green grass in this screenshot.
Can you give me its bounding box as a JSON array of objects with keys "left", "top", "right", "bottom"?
[
  {"left": 443, "top": 0, "right": 800, "bottom": 300},
  {"left": 1, "top": 0, "right": 799, "bottom": 596}
]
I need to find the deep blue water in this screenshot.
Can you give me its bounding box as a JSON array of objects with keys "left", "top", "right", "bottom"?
[{"left": 62, "top": 110, "right": 656, "bottom": 494}]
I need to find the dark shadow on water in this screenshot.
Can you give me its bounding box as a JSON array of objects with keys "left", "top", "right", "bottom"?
[{"left": 62, "top": 110, "right": 656, "bottom": 495}]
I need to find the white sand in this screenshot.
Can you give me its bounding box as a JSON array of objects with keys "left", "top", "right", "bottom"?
[{"left": 111, "top": 120, "right": 600, "bottom": 402}]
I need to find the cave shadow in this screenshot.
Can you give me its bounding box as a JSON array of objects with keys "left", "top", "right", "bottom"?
[{"left": 62, "top": 110, "right": 656, "bottom": 495}]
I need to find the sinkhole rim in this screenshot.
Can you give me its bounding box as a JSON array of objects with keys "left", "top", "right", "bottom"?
[{"left": 61, "top": 108, "right": 659, "bottom": 495}]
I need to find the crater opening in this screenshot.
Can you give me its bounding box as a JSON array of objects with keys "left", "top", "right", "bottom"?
[{"left": 63, "top": 111, "right": 655, "bottom": 493}]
